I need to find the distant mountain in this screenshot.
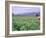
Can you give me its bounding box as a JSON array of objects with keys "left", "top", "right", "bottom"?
[{"left": 12, "top": 12, "right": 40, "bottom": 16}]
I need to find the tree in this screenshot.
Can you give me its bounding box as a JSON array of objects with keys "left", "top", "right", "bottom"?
[
  {"left": 12, "top": 13, "right": 14, "bottom": 16},
  {"left": 36, "top": 13, "right": 39, "bottom": 16},
  {"left": 36, "top": 12, "right": 40, "bottom": 16}
]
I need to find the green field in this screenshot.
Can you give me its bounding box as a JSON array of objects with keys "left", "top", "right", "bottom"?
[{"left": 12, "top": 16, "right": 40, "bottom": 31}]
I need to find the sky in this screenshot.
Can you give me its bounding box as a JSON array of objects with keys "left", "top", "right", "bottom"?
[{"left": 12, "top": 6, "right": 40, "bottom": 15}]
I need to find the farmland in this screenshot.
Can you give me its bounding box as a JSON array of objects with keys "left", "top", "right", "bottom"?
[{"left": 12, "top": 16, "right": 40, "bottom": 31}]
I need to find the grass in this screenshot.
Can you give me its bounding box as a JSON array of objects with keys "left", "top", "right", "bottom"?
[{"left": 12, "top": 16, "right": 40, "bottom": 31}]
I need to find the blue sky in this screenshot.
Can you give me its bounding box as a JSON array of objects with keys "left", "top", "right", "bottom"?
[{"left": 12, "top": 6, "right": 40, "bottom": 15}]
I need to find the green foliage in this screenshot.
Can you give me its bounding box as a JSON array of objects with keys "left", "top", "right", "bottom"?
[{"left": 12, "top": 16, "right": 40, "bottom": 31}]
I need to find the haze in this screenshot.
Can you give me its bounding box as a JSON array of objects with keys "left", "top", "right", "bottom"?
[{"left": 12, "top": 6, "right": 40, "bottom": 15}]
